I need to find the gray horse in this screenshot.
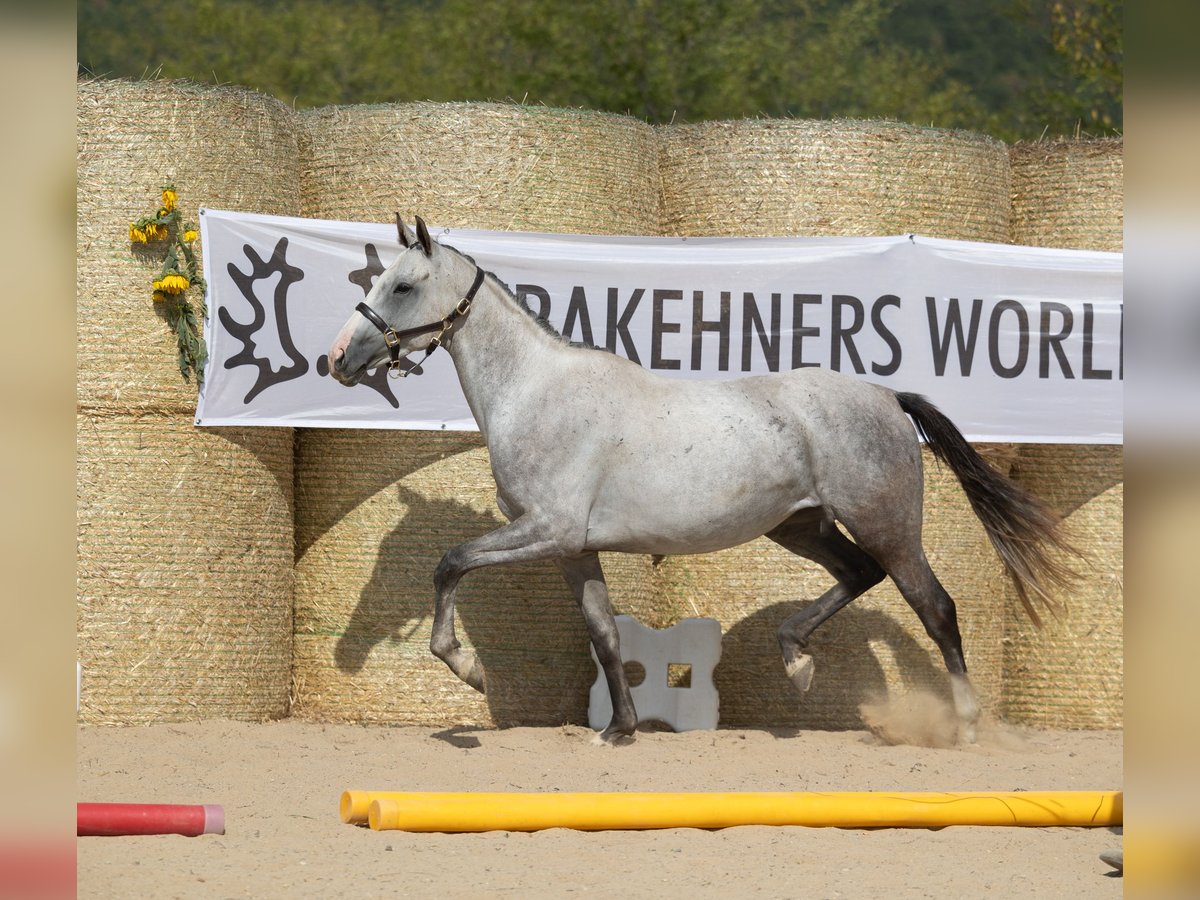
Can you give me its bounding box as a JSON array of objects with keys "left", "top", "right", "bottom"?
[{"left": 330, "top": 216, "right": 1076, "bottom": 744}]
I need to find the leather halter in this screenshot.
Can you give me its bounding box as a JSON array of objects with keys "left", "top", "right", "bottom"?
[{"left": 355, "top": 266, "right": 486, "bottom": 378}]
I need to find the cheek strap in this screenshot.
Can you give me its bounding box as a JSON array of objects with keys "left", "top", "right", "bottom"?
[{"left": 355, "top": 267, "right": 486, "bottom": 378}]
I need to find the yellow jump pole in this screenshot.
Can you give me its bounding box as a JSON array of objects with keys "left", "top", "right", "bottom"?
[{"left": 341, "top": 790, "right": 1122, "bottom": 833}]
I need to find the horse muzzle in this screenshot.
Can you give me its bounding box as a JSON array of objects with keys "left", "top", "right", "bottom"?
[{"left": 329, "top": 345, "right": 366, "bottom": 386}]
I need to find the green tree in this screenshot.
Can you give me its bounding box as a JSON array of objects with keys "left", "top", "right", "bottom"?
[
  {"left": 395, "top": 0, "right": 984, "bottom": 126},
  {"left": 1043, "top": 0, "right": 1122, "bottom": 131},
  {"left": 988, "top": 0, "right": 1122, "bottom": 137},
  {"left": 77, "top": 0, "right": 1121, "bottom": 139}
]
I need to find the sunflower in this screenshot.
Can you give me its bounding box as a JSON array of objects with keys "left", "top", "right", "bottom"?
[
  {"left": 130, "top": 222, "right": 168, "bottom": 242},
  {"left": 153, "top": 273, "right": 190, "bottom": 294}
]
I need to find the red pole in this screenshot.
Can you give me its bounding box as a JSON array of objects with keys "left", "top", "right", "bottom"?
[{"left": 77, "top": 803, "right": 224, "bottom": 837}]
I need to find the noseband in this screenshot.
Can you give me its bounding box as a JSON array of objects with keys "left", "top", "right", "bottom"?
[{"left": 355, "top": 266, "right": 487, "bottom": 378}]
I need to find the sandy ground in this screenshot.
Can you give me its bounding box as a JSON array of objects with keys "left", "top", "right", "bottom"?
[{"left": 77, "top": 718, "right": 1122, "bottom": 898}]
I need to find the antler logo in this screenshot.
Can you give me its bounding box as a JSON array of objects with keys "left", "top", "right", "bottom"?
[
  {"left": 314, "top": 242, "right": 401, "bottom": 407},
  {"left": 221, "top": 237, "right": 308, "bottom": 403}
]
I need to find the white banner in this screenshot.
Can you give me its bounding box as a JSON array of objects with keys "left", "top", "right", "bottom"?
[{"left": 196, "top": 209, "right": 1122, "bottom": 443}]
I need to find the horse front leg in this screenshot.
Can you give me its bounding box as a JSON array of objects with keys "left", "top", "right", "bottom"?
[
  {"left": 430, "top": 515, "right": 563, "bottom": 693},
  {"left": 556, "top": 552, "right": 637, "bottom": 745}
]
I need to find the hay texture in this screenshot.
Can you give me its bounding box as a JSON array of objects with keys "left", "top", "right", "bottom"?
[
  {"left": 659, "top": 118, "right": 1010, "bottom": 240},
  {"left": 655, "top": 117, "right": 1014, "bottom": 728},
  {"left": 649, "top": 446, "right": 1017, "bottom": 730},
  {"left": 292, "top": 430, "right": 658, "bottom": 726},
  {"left": 294, "top": 100, "right": 662, "bottom": 726},
  {"left": 1009, "top": 138, "right": 1124, "bottom": 252},
  {"left": 77, "top": 79, "right": 302, "bottom": 414},
  {"left": 1003, "top": 445, "right": 1123, "bottom": 729},
  {"left": 300, "top": 101, "right": 661, "bottom": 233},
  {"left": 1005, "top": 138, "right": 1123, "bottom": 727},
  {"left": 77, "top": 79, "right": 298, "bottom": 725},
  {"left": 77, "top": 414, "right": 293, "bottom": 724}
]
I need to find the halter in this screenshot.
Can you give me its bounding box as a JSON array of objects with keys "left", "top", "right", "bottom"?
[{"left": 355, "top": 266, "right": 487, "bottom": 378}]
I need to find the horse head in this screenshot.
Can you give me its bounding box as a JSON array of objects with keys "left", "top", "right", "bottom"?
[{"left": 329, "top": 214, "right": 476, "bottom": 384}]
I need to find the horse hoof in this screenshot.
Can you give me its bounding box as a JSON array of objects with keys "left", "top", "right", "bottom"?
[
  {"left": 592, "top": 727, "right": 636, "bottom": 747},
  {"left": 464, "top": 658, "right": 487, "bottom": 694},
  {"left": 785, "top": 654, "right": 815, "bottom": 693}
]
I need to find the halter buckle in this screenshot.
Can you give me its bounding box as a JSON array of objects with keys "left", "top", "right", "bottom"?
[{"left": 454, "top": 296, "right": 473, "bottom": 316}]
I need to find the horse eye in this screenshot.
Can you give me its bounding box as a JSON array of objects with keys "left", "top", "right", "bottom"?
[{"left": 393, "top": 282, "right": 412, "bottom": 295}]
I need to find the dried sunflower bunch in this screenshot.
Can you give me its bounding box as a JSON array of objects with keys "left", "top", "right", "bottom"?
[{"left": 129, "top": 184, "right": 207, "bottom": 384}]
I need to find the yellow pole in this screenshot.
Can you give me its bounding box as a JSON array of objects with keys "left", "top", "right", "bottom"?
[
  {"left": 340, "top": 790, "right": 384, "bottom": 825},
  {"left": 341, "top": 790, "right": 1122, "bottom": 832}
]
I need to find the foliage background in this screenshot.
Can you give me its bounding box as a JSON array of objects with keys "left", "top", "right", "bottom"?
[{"left": 78, "top": 0, "right": 1120, "bottom": 142}]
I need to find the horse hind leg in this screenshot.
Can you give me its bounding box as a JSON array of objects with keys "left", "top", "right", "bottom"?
[
  {"left": 881, "top": 553, "right": 980, "bottom": 742},
  {"left": 774, "top": 514, "right": 981, "bottom": 743},
  {"left": 767, "top": 513, "right": 886, "bottom": 695}
]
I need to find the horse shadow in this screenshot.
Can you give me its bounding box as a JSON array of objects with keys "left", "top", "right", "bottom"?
[
  {"left": 714, "top": 600, "right": 953, "bottom": 732},
  {"left": 295, "top": 430, "right": 484, "bottom": 560},
  {"left": 334, "top": 485, "right": 595, "bottom": 728},
  {"left": 318, "top": 428, "right": 958, "bottom": 733},
  {"left": 1010, "top": 444, "right": 1122, "bottom": 518},
  {"left": 334, "top": 480, "right": 953, "bottom": 732}
]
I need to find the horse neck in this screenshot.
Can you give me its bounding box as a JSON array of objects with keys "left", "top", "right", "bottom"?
[{"left": 445, "top": 275, "right": 562, "bottom": 435}]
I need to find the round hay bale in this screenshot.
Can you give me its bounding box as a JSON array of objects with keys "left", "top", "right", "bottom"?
[
  {"left": 659, "top": 118, "right": 1010, "bottom": 240},
  {"left": 294, "top": 99, "right": 661, "bottom": 727},
  {"left": 1003, "top": 445, "right": 1123, "bottom": 729},
  {"left": 657, "top": 117, "right": 1012, "bottom": 728},
  {"left": 76, "top": 78, "right": 302, "bottom": 415},
  {"left": 292, "top": 429, "right": 657, "bottom": 726},
  {"left": 652, "top": 446, "right": 1018, "bottom": 730},
  {"left": 299, "top": 101, "right": 661, "bottom": 233},
  {"left": 1005, "top": 139, "right": 1122, "bottom": 728},
  {"left": 1009, "top": 138, "right": 1124, "bottom": 252},
  {"left": 77, "top": 414, "right": 293, "bottom": 724}
]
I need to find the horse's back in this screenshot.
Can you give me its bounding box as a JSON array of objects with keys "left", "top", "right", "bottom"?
[{"left": 522, "top": 357, "right": 920, "bottom": 555}]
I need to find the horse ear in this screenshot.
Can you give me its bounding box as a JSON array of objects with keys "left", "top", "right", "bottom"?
[
  {"left": 395, "top": 212, "right": 412, "bottom": 248},
  {"left": 414, "top": 215, "right": 435, "bottom": 257}
]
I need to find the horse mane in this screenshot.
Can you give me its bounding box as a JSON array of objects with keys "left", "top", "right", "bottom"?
[{"left": 446, "top": 243, "right": 609, "bottom": 353}]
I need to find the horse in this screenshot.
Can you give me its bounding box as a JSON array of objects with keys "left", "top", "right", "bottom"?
[{"left": 329, "top": 215, "right": 1077, "bottom": 744}]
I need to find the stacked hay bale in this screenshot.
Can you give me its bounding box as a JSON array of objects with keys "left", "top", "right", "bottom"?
[
  {"left": 300, "top": 101, "right": 661, "bottom": 233},
  {"left": 660, "top": 118, "right": 1010, "bottom": 241},
  {"left": 77, "top": 79, "right": 299, "bottom": 723},
  {"left": 656, "top": 118, "right": 1014, "bottom": 729},
  {"left": 1003, "top": 446, "right": 1123, "bottom": 728},
  {"left": 1004, "top": 137, "right": 1124, "bottom": 728},
  {"left": 1010, "top": 138, "right": 1124, "bottom": 253},
  {"left": 293, "top": 102, "right": 661, "bottom": 726}
]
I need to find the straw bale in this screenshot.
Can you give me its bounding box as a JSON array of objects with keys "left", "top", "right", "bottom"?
[
  {"left": 651, "top": 445, "right": 1018, "bottom": 730},
  {"left": 1003, "top": 445, "right": 1123, "bottom": 729},
  {"left": 77, "top": 413, "right": 293, "bottom": 724},
  {"left": 292, "top": 429, "right": 658, "bottom": 726},
  {"left": 76, "top": 79, "right": 302, "bottom": 415},
  {"left": 1005, "top": 139, "right": 1123, "bottom": 727},
  {"left": 294, "top": 99, "right": 661, "bottom": 726},
  {"left": 659, "top": 118, "right": 1010, "bottom": 240},
  {"left": 655, "top": 117, "right": 1014, "bottom": 728},
  {"left": 299, "top": 101, "right": 661, "bottom": 233},
  {"left": 1009, "top": 138, "right": 1124, "bottom": 252}
]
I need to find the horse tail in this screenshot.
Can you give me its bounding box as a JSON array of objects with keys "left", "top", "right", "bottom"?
[{"left": 895, "top": 391, "right": 1080, "bottom": 626}]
